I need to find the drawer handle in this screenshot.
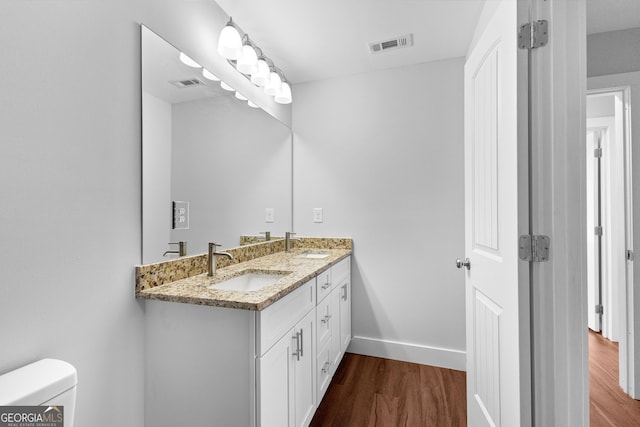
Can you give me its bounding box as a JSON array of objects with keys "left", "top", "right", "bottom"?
[
  {"left": 321, "top": 314, "right": 332, "bottom": 324},
  {"left": 292, "top": 332, "right": 301, "bottom": 361},
  {"left": 321, "top": 361, "right": 331, "bottom": 374}
]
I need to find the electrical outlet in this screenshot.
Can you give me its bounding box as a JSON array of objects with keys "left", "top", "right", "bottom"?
[
  {"left": 313, "top": 208, "right": 323, "bottom": 223},
  {"left": 265, "top": 208, "right": 274, "bottom": 223},
  {"left": 172, "top": 201, "right": 189, "bottom": 229}
]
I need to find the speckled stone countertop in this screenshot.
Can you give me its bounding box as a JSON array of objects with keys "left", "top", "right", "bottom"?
[{"left": 137, "top": 248, "right": 351, "bottom": 311}]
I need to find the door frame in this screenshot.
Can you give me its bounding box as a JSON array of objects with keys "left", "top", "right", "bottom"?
[{"left": 586, "top": 86, "right": 635, "bottom": 397}]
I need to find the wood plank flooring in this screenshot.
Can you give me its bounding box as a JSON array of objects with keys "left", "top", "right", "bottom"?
[
  {"left": 589, "top": 330, "right": 640, "bottom": 426},
  {"left": 310, "top": 353, "right": 466, "bottom": 427}
]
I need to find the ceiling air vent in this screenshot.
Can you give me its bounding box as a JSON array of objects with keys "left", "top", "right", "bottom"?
[
  {"left": 170, "top": 78, "right": 206, "bottom": 88},
  {"left": 368, "top": 34, "right": 414, "bottom": 54}
]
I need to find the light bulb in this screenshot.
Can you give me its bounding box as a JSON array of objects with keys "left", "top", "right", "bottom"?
[
  {"left": 235, "top": 92, "right": 248, "bottom": 101},
  {"left": 220, "top": 81, "right": 235, "bottom": 91},
  {"left": 251, "top": 59, "right": 271, "bottom": 86},
  {"left": 217, "top": 21, "right": 243, "bottom": 60},
  {"left": 264, "top": 72, "right": 282, "bottom": 96},
  {"left": 275, "top": 82, "right": 292, "bottom": 104},
  {"left": 179, "top": 52, "right": 201, "bottom": 68},
  {"left": 202, "top": 68, "right": 220, "bottom": 81},
  {"left": 236, "top": 44, "right": 258, "bottom": 75}
]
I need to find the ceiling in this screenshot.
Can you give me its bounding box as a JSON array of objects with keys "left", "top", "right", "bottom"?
[{"left": 213, "top": 0, "right": 640, "bottom": 85}]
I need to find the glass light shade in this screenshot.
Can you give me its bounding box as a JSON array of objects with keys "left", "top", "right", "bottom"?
[
  {"left": 274, "top": 82, "right": 292, "bottom": 104},
  {"left": 247, "top": 100, "right": 259, "bottom": 108},
  {"left": 217, "top": 24, "right": 243, "bottom": 60},
  {"left": 179, "top": 52, "right": 201, "bottom": 68},
  {"left": 236, "top": 45, "right": 258, "bottom": 75},
  {"left": 264, "top": 72, "right": 282, "bottom": 96},
  {"left": 202, "top": 68, "right": 220, "bottom": 81},
  {"left": 250, "top": 59, "right": 271, "bottom": 86},
  {"left": 235, "top": 91, "right": 248, "bottom": 101},
  {"left": 220, "top": 81, "right": 235, "bottom": 91}
]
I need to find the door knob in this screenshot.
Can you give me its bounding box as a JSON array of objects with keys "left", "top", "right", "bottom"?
[{"left": 456, "top": 258, "right": 471, "bottom": 270}]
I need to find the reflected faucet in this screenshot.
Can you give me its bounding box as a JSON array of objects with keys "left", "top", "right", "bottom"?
[
  {"left": 163, "top": 241, "right": 187, "bottom": 257},
  {"left": 260, "top": 231, "right": 271, "bottom": 241},
  {"left": 285, "top": 232, "right": 301, "bottom": 253},
  {"left": 208, "top": 242, "right": 233, "bottom": 276}
]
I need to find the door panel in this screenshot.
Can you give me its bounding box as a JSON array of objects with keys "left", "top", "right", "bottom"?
[{"left": 464, "top": 0, "right": 529, "bottom": 425}]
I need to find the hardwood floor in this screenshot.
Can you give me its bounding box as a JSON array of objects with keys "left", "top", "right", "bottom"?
[
  {"left": 310, "top": 353, "right": 466, "bottom": 427},
  {"left": 589, "top": 330, "right": 640, "bottom": 426}
]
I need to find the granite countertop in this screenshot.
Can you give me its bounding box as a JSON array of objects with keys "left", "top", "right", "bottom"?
[{"left": 137, "top": 248, "right": 352, "bottom": 311}]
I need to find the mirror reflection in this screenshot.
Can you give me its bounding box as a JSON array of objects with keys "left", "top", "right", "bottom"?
[{"left": 141, "top": 26, "right": 292, "bottom": 264}]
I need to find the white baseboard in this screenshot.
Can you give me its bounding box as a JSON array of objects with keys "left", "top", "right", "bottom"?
[{"left": 347, "top": 336, "right": 466, "bottom": 371}]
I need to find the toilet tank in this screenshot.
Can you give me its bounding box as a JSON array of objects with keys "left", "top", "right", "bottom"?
[{"left": 0, "top": 359, "right": 77, "bottom": 427}]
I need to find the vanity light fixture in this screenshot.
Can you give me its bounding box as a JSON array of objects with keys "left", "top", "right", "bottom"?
[
  {"left": 217, "top": 18, "right": 243, "bottom": 60},
  {"left": 179, "top": 52, "right": 201, "bottom": 68},
  {"left": 202, "top": 68, "right": 220, "bottom": 81},
  {"left": 217, "top": 16, "right": 292, "bottom": 104}
]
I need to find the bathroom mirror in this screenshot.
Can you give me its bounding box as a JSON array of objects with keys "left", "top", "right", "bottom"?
[{"left": 141, "top": 26, "right": 292, "bottom": 264}]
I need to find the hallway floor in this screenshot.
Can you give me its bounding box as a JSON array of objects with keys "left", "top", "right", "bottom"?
[
  {"left": 589, "top": 330, "right": 640, "bottom": 426},
  {"left": 310, "top": 353, "right": 466, "bottom": 426}
]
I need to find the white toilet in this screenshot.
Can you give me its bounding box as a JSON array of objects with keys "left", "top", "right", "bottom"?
[{"left": 0, "top": 358, "right": 77, "bottom": 427}]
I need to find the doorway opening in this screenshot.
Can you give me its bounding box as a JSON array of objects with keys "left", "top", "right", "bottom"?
[{"left": 586, "top": 87, "right": 634, "bottom": 400}]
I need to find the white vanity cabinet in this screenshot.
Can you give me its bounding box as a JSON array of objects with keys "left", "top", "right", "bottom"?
[
  {"left": 315, "top": 257, "right": 352, "bottom": 403},
  {"left": 256, "top": 282, "right": 316, "bottom": 427}
]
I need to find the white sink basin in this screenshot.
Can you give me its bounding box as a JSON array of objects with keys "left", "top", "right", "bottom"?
[
  {"left": 209, "top": 272, "right": 288, "bottom": 292},
  {"left": 295, "top": 252, "right": 329, "bottom": 259}
]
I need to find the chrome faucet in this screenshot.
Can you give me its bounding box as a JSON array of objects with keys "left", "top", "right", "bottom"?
[
  {"left": 285, "top": 232, "right": 301, "bottom": 253},
  {"left": 208, "top": 242, "right": 233, "bottom": 276},
  {"left": 163, "top": 241, "right": 187, "bottom": 257}
]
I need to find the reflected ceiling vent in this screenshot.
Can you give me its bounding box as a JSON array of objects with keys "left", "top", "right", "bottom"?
[
  {"left": 368, "top": 34, "right": 414, "bottom": 54},
  {"left": 170, "top": 78, "right": 206, "bottom": 88}
]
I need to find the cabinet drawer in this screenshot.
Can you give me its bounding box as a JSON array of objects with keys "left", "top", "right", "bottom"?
[
  {"left": 316, "top": 268, "right": 332, "bottom": 302},
  {"left": 257, "top": 279, "right": 315, "bottom": 356},
  {"left": 316, "top": 295, "right": 332, "bottom": 351},
  {"left": 332, "top": 257, "right": 350, "bottom": 284}
]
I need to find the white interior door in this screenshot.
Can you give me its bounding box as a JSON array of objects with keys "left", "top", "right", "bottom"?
[
  {"left": 463, "top": 0, "right": 530, "bottom": 425},
  {"left": 586, "top": 127, "right": 603, "bottom": 332}
]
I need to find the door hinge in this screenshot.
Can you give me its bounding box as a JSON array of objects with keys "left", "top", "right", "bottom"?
[
  {"left": 518, "top": 20, "right": 549, "bottom": 50},
  {"left": 627, "top": 249, "right": 634, "bottom": 261},
  {"left": 595, "top": 304, "right": 604, "bottom": 315},
  {"left": 519, "top": 235, "right": 550, "bottom": 262},
  {"left": 594, "top": 226, "right": 603, "bottom": 236},
  {"left": 594, "top": 147, "right": 603, "bottom": 158}
]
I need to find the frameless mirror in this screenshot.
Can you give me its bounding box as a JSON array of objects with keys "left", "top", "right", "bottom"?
[{"left": 141, "top": 26, "right": 292, "bottom": 264}]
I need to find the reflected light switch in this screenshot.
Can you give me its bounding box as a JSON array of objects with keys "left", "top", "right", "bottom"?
[
  {"left": 313, "top": 208, "right": 323, "bottom": 223},
  {"left": 265, "top": 208, "right": 274, "bottom": 223}
]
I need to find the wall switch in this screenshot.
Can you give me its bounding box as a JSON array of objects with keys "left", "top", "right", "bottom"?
[
  {"left": 313, "top": 208, "right": 323, "bottom": 223},
  {"left": 265, "top": 208, "right": 275, "bottom": 223},
  {"left": 172, "top": 201, "right": 189, "bottom": 230}
]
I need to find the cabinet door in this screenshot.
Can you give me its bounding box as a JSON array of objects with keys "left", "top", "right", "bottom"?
[
  {"left": 293, "top": 309, "right": 316, "bottom": 427},
  {"left": 258, "top": 329, "right": 295, "bottom": 427},
  {"left": 339, "top": 280, "right": 352, "bottom": 353}
]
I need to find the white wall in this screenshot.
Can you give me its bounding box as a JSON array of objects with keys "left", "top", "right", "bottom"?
[
  {"left": 587, "top": 27, "right": 640, "bottom": 78},
  {"left": 292, "top": 58, "right": 466, "bottom": 369},
  {"left": 0, "top": 1, "right": 290, "bottom": 426}
]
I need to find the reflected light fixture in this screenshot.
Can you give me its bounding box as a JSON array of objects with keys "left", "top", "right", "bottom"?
[
  {"left": 235, "top": 91, "right": 248, "bottom": 101},
  {"left": 264, "top": 71, "right": 282, "bottom": 96},
  {"left": 179, "top": 52, "right": 201, "bottom": 68},
  {"left": 217, "top": 18, "right": 243, "bottom": 60},
  {"left": 202, "top": 68, "right": 220, "bottom": 81},
  {"left": 220, "top": 81, "right": 235, "bottom": 91},
  {"left": 247, "top": 100, "right": 259, "bottom": 108}
]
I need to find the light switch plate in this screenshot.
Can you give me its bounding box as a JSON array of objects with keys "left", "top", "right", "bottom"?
[
  {"left": 313, "top": 208, "right": 323, "bottom": 223},
  {"left": 172, "top": 201, "right": 189, "bottom": 229},
  {"left": 265, "top": 208, "right": 275, "bottom": 223}
]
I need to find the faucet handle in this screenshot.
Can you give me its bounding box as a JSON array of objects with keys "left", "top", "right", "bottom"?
[{"left": 209, "top": 242, "right": 222, "bottom": 248}]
